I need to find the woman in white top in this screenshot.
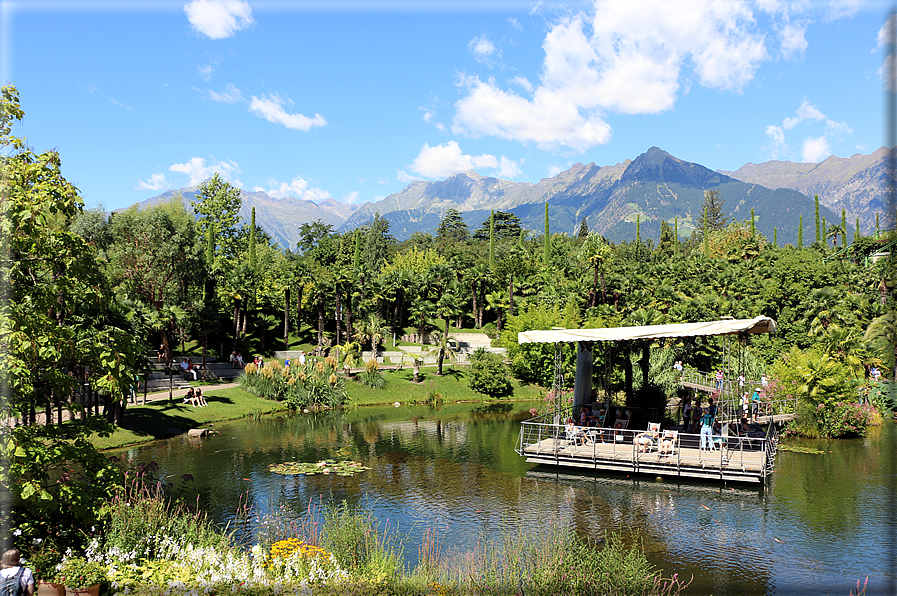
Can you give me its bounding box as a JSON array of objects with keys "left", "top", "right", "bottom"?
[{"left": 0, "top": 549, "right": 35, "bottom": 596}]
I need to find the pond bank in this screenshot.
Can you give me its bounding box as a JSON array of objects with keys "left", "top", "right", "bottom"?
[{"left": 92, "top": 368, "right": 547, "bottom": 450}]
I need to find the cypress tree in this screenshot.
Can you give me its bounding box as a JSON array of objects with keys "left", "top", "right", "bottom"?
[
  {"left": 248, "top": 206, "right": 257, "bottom": 270},
  {"left": 822, "top": 216, "right": 827, "bottom": 246},
  {"left": 814, "top": 194, "right": 821, "bottom": 243},
  {"left": 876, "top": 213, "right": 881, "bottom": 238},
  {"left": 703, "top": 206, "right": 709, "bottom": 255},
  {"left": 674, "top": 217, "right": 679, "bottom": 255},
  {"left": 798, "top": 215, "right": 803, "bottom": 248},
  {"left": 488, "top": 210, "right": 494, "bottom": 266},
  {"left": 636, "top": 214, "right": 641, "bottom": 245},
  {"left": 353, "top": 228, "right": 361, "bottom": 269},
  {"left": 773, "top": 227, "right": 777, "bottom": 247},
  {"left": 841, "top": 208, "right": 847, "bottom": 247},
  {"left": 543, "top": 203, "right": 550, "bottom": 265},
  {"left": 750, "top": 208, "right": 756, "bottom": 237},
  {"left": 519, "top": 228, "right": 526, "bottom": 249},
  {"left": 855, "top": 217, "right": 861, "bottom": 243}
]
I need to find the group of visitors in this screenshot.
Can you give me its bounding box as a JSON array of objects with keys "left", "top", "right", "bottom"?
[
  {"left": 183, "top": 387, "right": 208, "bottom": 407},
  {"left": 179, "top": 358, "right": 199, "bottom": 380},
  {"left": 229, "top": 351, "right": 245, "bottom": 369}
]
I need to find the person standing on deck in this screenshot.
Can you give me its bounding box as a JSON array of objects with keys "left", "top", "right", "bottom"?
[
  {"left": 699, "top": 407, "right": 715, "bottom": 451},
  {"left": 715, "top": 370, "right": 724, "bottom": 390},
  {"left": 751, "top": 388, "right": 761, "bottom": 423}
]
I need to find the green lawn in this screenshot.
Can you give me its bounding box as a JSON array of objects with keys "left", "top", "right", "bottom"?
[
  {"left": 344, "top": 367, "right": 546, "bottom": 406},
  {"left": 91, "top": 387, "right": 287, "bottom": 450}
]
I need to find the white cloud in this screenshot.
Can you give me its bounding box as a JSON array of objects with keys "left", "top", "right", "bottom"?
[
  {"left": 136, "top": 173, "right": 170, "bottom": 191},
  {"left": 198, "top": 63, "right": 214, "bottom": 81},
  {"left": 778, "top": 22, "right": 808, "bottom": 58},
  {"left": 765, "top": 100, "right": 853, "bottom": 161},
  {"left": 498, "top": 156, "right": 522, "bottom": 178},
  {"left": 783, "top": 100, "right": 826, "bottom": 129},
  {"left": 509, "top": 76, "right": 533, "bottom": 92},
  {"left": 878, "top": 13, "right": 895, "bottom": 48},
  {"left": 397, "top": 170, "right": 419, "bottom": 183},
  {"left": 343, "top": 191, "right": 360, "bottom": 204},
  {"left": 261, "top": 176, "right": 331, "bottom": 201},
  {"left": 802, "top": 136, "right": 831, "bottom": 162},
  {"left": 184, "top": 0, "right": 253, "bottom": 40},
  {"left": 248, "top": 93, "right": 327, "bottom": 131},
  {"left": 169, "top": 156, "right": 240, "bottom": 186},
  {"left": 547, "top": 165, "right": 563, "bottom": 177},
  {"left": 469, "top": 34, "right": 500, "bottom": 68},
  {"left": 764, "top": 125, "right": 786, "bottom": 159},
  {"left": 453, "top": 0, "right": 769, "bottom": 152},
  {"left": 508, "top": 17, "right": 522, "bottom": 32},
  {"left": 408, "top": 141, "right": 522, "bottom": 179},
  {"left": 422, "top": 109, "right": 447, "bottom": 132},
  {"left": 208, "top": 83, "right": 244, "bottom": 104}
]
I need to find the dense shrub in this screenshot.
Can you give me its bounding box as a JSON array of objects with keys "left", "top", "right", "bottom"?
[{"left": 468, "top": 348, "right": 513, "bottom": 397}]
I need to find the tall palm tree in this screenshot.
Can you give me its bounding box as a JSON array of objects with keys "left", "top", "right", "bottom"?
[{"left": 579, "top": 233, "right": 613, "bottom": 307}]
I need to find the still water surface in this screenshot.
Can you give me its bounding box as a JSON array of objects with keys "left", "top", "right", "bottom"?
[{"left": 116, "top": 402, "right": 896, "bottom": 596}]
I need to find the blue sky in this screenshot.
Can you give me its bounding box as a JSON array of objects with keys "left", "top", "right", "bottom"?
[{"left": 1, "top": 0, "right": 891, "bottom": 212}]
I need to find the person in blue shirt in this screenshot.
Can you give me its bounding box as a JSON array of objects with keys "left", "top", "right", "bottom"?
[
  {"left": 751, "top": 388, "right": 761, "bottom": 423},
  {"left": 699, "top": 407, "right": 715, "bottom": 452}
]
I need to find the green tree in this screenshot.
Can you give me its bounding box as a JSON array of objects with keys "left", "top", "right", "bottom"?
[
  {"left": 363, "top": 213, "right": 393, "bottom": 274},
  {"left": 658, "top": 220, "right": 675, "bottom": 256},
  {"left": 841, "top": 208, "right": 847, "bottom": 247},
  {"left": 0, "top": 85, "right": 141, "bottom": 426},
  {"left": 473, "top": 210, "right": 523, "bottom": 241},
  {"left": 798, "top": 215, "right": 803, "bottom": 248},
  {"left": 543, "top": 203, "right": 550, "bottom": 266},
  {"left": 106, "top": 201, "right": 201, "bottom": 363},
  {"left": 191, "top": 173, "right": 242, "bottom": 259},
  {"left": 814, "top": 194, "right": 821, "bottom": 244},
  {"left": 578, "top": 216, "right": 589, "bottom": 239},
  {"left": 248, "top": 206, "right": 257, "bottom": 270},
  {"left": 436, "top": 208, "right": 469, "bottom": 242},
  {"left": 700, "top": 190, "right": 729, "bottom": 232},
  {"left": 750, "top": 208, "right": 756, "bottom": 237}
]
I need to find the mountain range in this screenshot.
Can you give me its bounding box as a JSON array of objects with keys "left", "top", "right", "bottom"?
[{"left": 136, "top": 146, "right": 894, "bottom": 249}]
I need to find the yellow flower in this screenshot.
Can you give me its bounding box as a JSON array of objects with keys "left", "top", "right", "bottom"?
[{"left": 329, "top": 373, "right": 338, "bottom": 385}]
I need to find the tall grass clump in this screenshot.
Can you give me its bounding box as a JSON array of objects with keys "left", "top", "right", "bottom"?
[
  {"left": 422, "top": 520, "right": 686, "bottom": 596},
  {"left": 320, "top": 501, "right": 407, "bottom": 585},
  {"left": 239, "top": 357, "right": 348, "bottom": 409},
  {"left": 95, "top": 476, "right": 230, "bottom": 565},
  {"left": 357, "top": 358, "right": 386, "bottom": 389}
]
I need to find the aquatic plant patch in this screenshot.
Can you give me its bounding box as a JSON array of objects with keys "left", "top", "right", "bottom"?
[
  {"left": 267, "top": 460, "right": 371, "bottom": 476},
  {"left": 777, "top": 444, "right": 826, "bottom": 454}
]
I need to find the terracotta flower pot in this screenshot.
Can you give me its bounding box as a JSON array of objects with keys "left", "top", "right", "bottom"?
[
  {"left": 36, "top": 581, "right": 65, "bottom": 596},
  {"left": 63, "top": 585, "right": 98, "bottom": 596}
]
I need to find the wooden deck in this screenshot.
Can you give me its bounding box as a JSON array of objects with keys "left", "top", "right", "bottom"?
[{"left": 518, "top": 424, "right": 776, "bottom": 484}]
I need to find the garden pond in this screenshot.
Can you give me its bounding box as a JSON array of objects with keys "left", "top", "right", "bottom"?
[{"left": 114, "top": 401, "right": 896, "bottom": 595}]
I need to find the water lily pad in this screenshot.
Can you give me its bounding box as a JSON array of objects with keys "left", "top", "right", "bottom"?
[{"left": 267, "top": 459, "right": 371, "bottom": 476}]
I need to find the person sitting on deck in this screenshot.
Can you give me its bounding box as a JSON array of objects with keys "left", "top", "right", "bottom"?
[
  {"left": 565, "top": 418, "right": 592, "bottom": 446},
  {"left": 579, "top": 407, "right": 590, "bottom": 427},
  {"left": 659, "top": 429, "right": 677, "bottom": 456},
  {"left": 635, "top": 423, "right": 660, "bottom": 453}
]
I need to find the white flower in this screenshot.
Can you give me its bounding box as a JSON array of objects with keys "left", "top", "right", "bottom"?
[{"left": 12, "top": 529, "right": 21, "bottom": 536}]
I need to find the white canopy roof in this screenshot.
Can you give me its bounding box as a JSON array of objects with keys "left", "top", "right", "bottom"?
[{"left": 517, "top": 316, "right": 777, "bottom": 344}]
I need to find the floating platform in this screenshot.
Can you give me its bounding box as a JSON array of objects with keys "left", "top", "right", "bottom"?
[{"left": 517, "top": 421, "right": 777, "bottom": 485}]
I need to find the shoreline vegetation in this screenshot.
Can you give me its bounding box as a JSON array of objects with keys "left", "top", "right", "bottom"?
[{"left": 70, "top": 475, "right": 691, "bottom": 596}]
